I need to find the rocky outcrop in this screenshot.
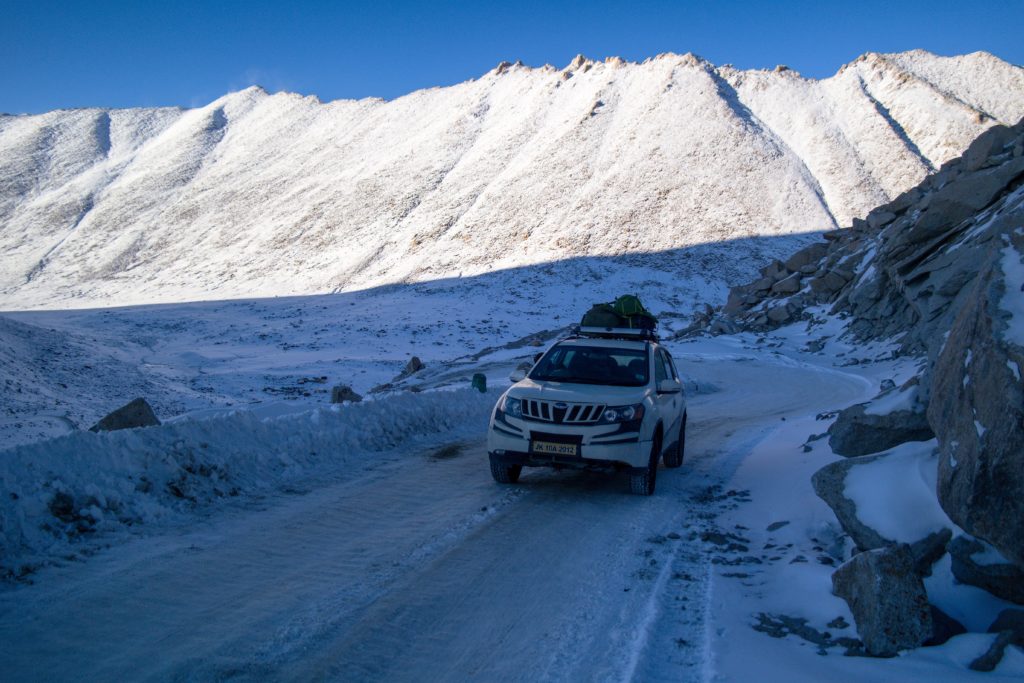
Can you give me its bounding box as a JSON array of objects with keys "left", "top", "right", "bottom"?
[
  {"left": 88, "top": 398, "right": 160, "bottom": 432},
  {"left": 827, "top": 403, "right": 934, "bottom": 457},
  {"left": 929, "top": 230, "right": 1024, "bottom": 567},
  {"left": 701, "top": 118, "right": 1024, "bottom": 576},
  {"left": 831, "top": 545, "right": 933, "bottom": 657},
  {"left": 704, "top": 119, "right": 1024, "bottom": 353},
  {"left": 949, "top": 536, "right": 1024, "bottom": 605}
]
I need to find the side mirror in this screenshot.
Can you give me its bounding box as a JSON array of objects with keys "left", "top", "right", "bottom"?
[
  {"left": 658, "top": 379, "right": 681, "bottom": 394},
  {"left": 510, "top": 369, "right": 527, "bottom": 382}
]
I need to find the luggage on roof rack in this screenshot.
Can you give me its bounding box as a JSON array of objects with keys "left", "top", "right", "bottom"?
[{"left": 579, "top": 294, "right": 658, "bottom": 337}]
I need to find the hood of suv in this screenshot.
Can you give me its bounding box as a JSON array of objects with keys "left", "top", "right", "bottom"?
[{"left": 509, "top": 377, "right": 648, "bottom": 404}]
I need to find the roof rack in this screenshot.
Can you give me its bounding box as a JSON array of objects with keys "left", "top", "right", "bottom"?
[{"left": 571, "top": 324, "right": 659, "bottom": 342}]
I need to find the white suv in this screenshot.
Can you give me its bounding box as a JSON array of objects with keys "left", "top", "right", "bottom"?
[{"left": 487, "top": 330, "right": 687, "bottom": 495}]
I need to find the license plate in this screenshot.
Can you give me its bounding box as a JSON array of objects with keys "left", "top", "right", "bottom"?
[{"left": 532, "top": 440, "right": 579, "bottom": 456}]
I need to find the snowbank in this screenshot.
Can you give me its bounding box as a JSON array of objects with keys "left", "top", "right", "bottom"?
[{"left": 0, "top": 388, "right": 495, "bottom": 579}]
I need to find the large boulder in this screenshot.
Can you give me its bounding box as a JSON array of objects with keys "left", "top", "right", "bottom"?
[
  {"left": 831, "top": 545, "right": 933, "bottom": 657},
  {"left": 930, "top": 227, "right": 1024, "bottom": 568},
  {"left": 949, "top": 536, "right": 1024, "bottom": 605},
  {"left": 812, "top": 448, "right": 951, "bottom": 574},
  {"left": 88, "top": 398, "right": 161, "bottom": 432},
  {"left": 827, "top": 403, "right": 934, "bottom": 457},
  {"left": 813, "top": 454, "right": 889, "bottom": 551}
]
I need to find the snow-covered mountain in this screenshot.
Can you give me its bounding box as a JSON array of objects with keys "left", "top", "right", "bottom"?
[{"left": 2, "top": 50, "right": 1023, "bottom": 308}]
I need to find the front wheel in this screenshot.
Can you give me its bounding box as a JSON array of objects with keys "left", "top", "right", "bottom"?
[
  {"left": 630, "top": 437, "right": 660, "bottom": 496},
  {"left": 490, "top": 457, "right": 522, "bottom": 484}
]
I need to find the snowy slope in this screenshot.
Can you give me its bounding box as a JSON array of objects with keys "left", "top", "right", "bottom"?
[{"left": 1, "top": 51, "right": 1022, "bottom": 309}]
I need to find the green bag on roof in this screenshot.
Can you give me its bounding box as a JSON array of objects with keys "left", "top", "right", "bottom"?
[
  {"left": 611, "top": 294, "right": 647, "bottom": 317},
  {"left": 611, "top": 294, "right": 658, "bottom": 329}
]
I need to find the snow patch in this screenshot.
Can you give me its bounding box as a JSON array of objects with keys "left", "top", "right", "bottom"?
[
  {"left": 843, "top": 441, "right": 952, "bottom": 543},
  {"left": 1008, "top": 359, "right": 1021, "bottom": 382},
  {"left": 999, "top": 239, "right": 1024, "bottom": 346},
  {"left": 863, "top": 384, "right": 919, "bottom": 416}
]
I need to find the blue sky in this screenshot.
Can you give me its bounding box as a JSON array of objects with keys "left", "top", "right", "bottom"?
[{"left": 3, "top": 0, "right": 1022, "bottom": 114}]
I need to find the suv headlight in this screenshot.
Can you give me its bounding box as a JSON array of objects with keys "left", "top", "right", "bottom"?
[
  {"left": 599, "top": 403, "right": 644, "bottom": 424},
  {"left": 502, "top": 396, "right": 523, "bottom": 419}
]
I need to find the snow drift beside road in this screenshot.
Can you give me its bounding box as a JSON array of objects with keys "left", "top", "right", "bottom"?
[{"left": 0, "top": 388, "right": 494, "bottom": 579}]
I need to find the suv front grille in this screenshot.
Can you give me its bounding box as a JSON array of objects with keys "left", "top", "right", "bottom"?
[{"left": 522, "top": 399, "right": 605, "bottom": 424}]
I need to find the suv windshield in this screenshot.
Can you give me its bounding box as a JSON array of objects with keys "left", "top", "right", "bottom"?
[{"left": 530, "top": 345, "right": 649, "bottom": 387}]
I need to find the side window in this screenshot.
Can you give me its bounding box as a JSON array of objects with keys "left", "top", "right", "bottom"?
[
  {"left": 654, "top": 349, "right": 668, "bottom": 383},
  {"left": 663, "top": 350, "right": 679, "bottom": 380}
]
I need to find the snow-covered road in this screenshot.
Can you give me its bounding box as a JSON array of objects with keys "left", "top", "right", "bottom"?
[{"left": 0, "top": 348, "right": 870, "bottom": 681}]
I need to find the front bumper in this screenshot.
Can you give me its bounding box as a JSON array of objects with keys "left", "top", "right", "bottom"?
[{"left": 487, "top": 416, "right": 649, "bottom": 469}]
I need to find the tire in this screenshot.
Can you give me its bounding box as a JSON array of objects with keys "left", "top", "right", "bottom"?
[
  {"left": 630, "top": 437, "right": 660, "bottom": 496},
  {"left": 664, "top": 414, "right": 686, "bottom": 469},
  {"left": 490, "top": 458, "right": 522, "bottom": 484}
]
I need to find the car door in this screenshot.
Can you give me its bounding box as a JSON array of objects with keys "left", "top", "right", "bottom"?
[{"left": 653, "top": 348, "right": 683, "bottom": 447}]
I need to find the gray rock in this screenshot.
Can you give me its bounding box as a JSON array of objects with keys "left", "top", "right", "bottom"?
[
  {"left": 330, "top": 385, "right": 362, "bottom": 404},
  {"left": 404, "top": 356, "right": 425, "bottom": 374},
  {"left": 970, "top": 632, "right": 1017, "bottom": 672},
  {"left": 766, "top": 305, "right": 791, "bottom": 324},
  {"left": 813, "top": 454, "right": 890, "bottom": 551},
  {"left": 831, "top": 545, "right": 933, "bottom": 657},
  {"left": 709, "top": 318, "right": 740, "bottom": 335},
  {"left": 760, "top": 259, "right": 789, "bottom": 282},
  {"left": 931, "top": 228, "right": 1024, "bottom": 568},
  {"left": 812, "top": 453, "right": 951, "bottom": 574},
  {"left": 784, "top": 242, "right": 828, "bottom": 272},
  {"left": 885, "top": 187, "right": 921, "bottom": 215},
  {"left": 809, "top": 271, "right": 848, "bottom": 296},
  {"left": 771, "top": 273, "right": 802, "bottom": 295},
  {"left": 827, "top": 403, "right": 934, "bottom": 457},
  {"left": 900, "top": 157, "right": 1024, "bottom": 246},
  {"left": 910, "top": 529, "right": 954, "bottom": 576},
  {"left": 964, "top": 123, "right": 1019, "bottom": 172},
  {"left": 89, "top": 398, "right": 160, "bottom": 432},
  {"left": 949, "top": 536, "right": 1024, "bottom": 604},
  {"left": 723, "top": 288, "right": 749, "bottom": 315},
  {"left": 867, "top": 210, "right": 896, "bottom": 230}
]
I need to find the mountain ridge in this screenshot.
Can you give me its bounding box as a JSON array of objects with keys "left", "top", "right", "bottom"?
[{"left": 2, "top": 50, "right": 1022, "bottom": 309}]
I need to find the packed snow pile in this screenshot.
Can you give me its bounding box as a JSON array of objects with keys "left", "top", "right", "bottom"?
[
  {"left": 0, "top": 387, "right": 494, "bottom": 580},
  {"left": 2, "top": 51, "right": 1023, "bottom": 309}
]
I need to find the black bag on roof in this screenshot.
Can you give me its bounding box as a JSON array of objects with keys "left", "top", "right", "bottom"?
[{"left": 581, "top": 303, "right": 623, "bottom": 328}]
